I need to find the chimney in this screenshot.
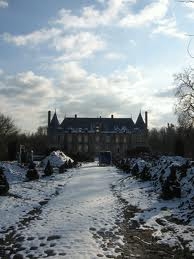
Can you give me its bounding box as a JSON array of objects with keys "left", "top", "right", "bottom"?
[
  {"left": 145, "top": 111, "right": 148, "bottom": 128},
  {"left": 111, "top": 114, "right": 114, "bottom": 119},
  {"left": 48, "top": 110, "right": 51, "bottom": 127},
  {"left": 75, "top": 114, "right": 77, "bottom": 118}
]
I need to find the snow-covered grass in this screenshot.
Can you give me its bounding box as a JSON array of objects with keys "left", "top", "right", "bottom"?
[
  {"left": 115, "top": 155, "right": 194, "bottom": 253},
  {"left": 1, "top": 154, "right": 194, "bottom": 257},
  {"left": 0, "top": 150, "right": 75, "bottom": 234},
  {"left": 0, "top": 162, "right": 74, "bottom": 234},
  {"left": 0, "top": 158, "right": 125, "bottom": 258}
]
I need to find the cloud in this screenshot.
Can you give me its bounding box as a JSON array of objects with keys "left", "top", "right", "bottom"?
[
  {"left": 119, "top": 0, "right": 169, "bottom": 27},
  {"left": 0, "top": 62, "right": 178, "bottom": 131},
  {"left": 3, "top": 28, "right": 61, "bottom": 46},
  {"left": 0, "top": 0, "right": 8, "bottom": 8},
  {"left": 154, "top": 87, "right": 176, "bottom": 98},
  {"left": 129, "top": 40, "right": 136, "bottom": 47},
  {"left": 104, "top": 52, "right": 124, "bottom": 60},
  {"left": 51, "top": 62, "right": 146, "bottom": 118},
  {"left": 54, "top": 0, "right": 135, "bottom": 29},
  {"left": 1, "top": 71, "right": 54, "bottom": 102},
  {"left": 3, "top": 28, "right": 106, "bottom": 60},
  {"left": 51, "top": 62, "right": 175, "bottom": 129},
  {"left": 0, "top": 71, "right": 55, "bottom": 131},
  {"left": 180, "top": 1, "right": 194, "bottom": 20},
  {"left": 152, "top": 18, "right": 186, "bottom": 39},
  {"left": 53, "top": 32, "right": 106, "bottom": 61}
]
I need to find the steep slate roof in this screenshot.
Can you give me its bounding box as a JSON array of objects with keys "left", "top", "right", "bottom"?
[
  {"left": 60, "top": 117, "right": 135, "bottom": 131},
  {"left": 135, "top": 113, "right": 146, "bottom": 129},
  {"left": 50, "top": 112, "right": 59, "bottom": 128}
]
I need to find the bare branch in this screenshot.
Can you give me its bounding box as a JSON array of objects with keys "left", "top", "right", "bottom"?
[{"left": 187, "top": 38, "right": 194, "bottom": 58}]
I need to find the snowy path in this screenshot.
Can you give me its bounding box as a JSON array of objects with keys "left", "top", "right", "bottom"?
[
  {"left": 1, "top": 163, "right": 124, "bottom": 258},
  {"left": 1, "top": 161, "right": 191, "bottom": 259}
]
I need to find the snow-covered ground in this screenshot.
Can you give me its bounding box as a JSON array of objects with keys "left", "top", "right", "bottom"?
[
  {"left": 0, "top": 162, "right": 124, "bottom": 258},
  {"left": 115, "top": 156, "right": 194, "bottom": 255},
  {"left": 1, "top": 155, "right": 194, "bottom": 258}
]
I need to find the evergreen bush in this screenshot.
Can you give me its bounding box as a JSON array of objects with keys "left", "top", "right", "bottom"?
[{"left": 44, "top": 160, "right": 53, "bottom": 176}]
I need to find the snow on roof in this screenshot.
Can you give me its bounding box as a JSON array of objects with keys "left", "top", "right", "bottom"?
[{"left": 41, "top": 150, "right": 74, "bottom": 168}]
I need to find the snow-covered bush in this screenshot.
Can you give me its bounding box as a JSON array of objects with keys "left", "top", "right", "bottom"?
[
  {"left": 115, "top": 155, "right": 194, "bottom": 201},
  {"left": 41, "top": 150, "right": 74, "bottom": 168},
  {"left": 59, "top": 162, "right": 68, "bottom": 174},
  {"left": 26, "top": 161, "right": 39, "bottom": 180},
  {"left": 161, "top": 165, "right": 181, "bottom": 199}
]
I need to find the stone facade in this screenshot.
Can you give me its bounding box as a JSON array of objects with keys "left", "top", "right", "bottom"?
[{"left": 47, "top": 111, "right": 148, "bottom": 157}]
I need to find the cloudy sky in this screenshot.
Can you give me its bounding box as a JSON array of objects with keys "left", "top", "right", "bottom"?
[{"left": 0, "top": 0, "right": 194, "bottom": 132}]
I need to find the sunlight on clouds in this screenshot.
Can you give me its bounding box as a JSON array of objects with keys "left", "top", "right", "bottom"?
[
  {"left": 3, "top": 28, "right": 61, "bottom": 46},
  {"left": 0, "top": 0, "right": 187, "bottom": 131},
  {"left": 0, "top": 0, "right": 8, "bottom": 8},
  {"left": 54, "top": 0, "right": 135, "bottom": 29},
  {"left": 119, "top": 0, "right": 169, "bottom": 27},
  {"left": 0, "top": 71, "right": 55, "bottom": 131},
  {"left": 50, "top": 61, "right": 175, "bottom": 129},
  {"left": 0, "top": 61, "right": 178, "bottom": 131},
  {"left": 53, "top": 32, "right": 106, "bottom": 61},
  {"left": 182, "top": 1, "right": 194, "bottom": 20},
  {"left": 152, "top": 18, "right": 186, "bottom": 39}
]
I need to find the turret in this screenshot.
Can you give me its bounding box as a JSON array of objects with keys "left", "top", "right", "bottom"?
[
  {"left": 48, "top": 110, "right": 51, "bottom": 127},
  {"left": 135, "top": 112, "right": 146, "bottom": 130},
  {"left": 50, "top": 111, "right": 59, "bottom": 129},
  {"left": 145, "top": 111, "right": 148, "bottom": 129}
]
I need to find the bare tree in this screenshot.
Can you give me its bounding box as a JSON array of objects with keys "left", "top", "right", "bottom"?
[
  {"left": 35, "top": 126, "right": 47, "bottom": 136},
  {"left": 174, "top": 68, "right": 194, "bottom": 127},
  {"left": 0, "top": 113, "right": 18, "bottom": 136},
  {"left": 0, "top": 113, "right": 19, "bottom": 160}
]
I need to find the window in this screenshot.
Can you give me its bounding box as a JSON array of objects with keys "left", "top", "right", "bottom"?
[
  {"left": 106, "top": 136, "right": 111, "bottom": 143},
  {"left": 67, "top": 134, "right": 72, "bottom": 143},
  {"left": 78, "top": 134, "right": 82, "bottom": 143},
  {"left": 96, "top": 135, "right": 100, "bottom": 142},
  {"left": 84, "top": 135, "right": 88, "bottom": 143},
  {"left": 115, "top": 136, "right": 119, "bottom": 143},
  {"left": 123, "top": 136, "right": 127, "bottom": 143},
  {"left": 68, "top": 144, "right": 72, "bottom": 151},
  {"left": 84, "top": 144, "right": 88, "bottom": 152},
  {"left": 78, "top": 144, "right": 82, "bottom": 152}
]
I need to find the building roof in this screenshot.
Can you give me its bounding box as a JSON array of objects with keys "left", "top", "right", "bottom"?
[
  {"left": 48, "top": 111, "right": 147, "bottom": 132},
  {"left": 135, "top": 112, "right": 146, "bottom": 129},
  {"left": 50, "top": 112, "right": 59, "bottom": 128},
  {"left": 60, "top": 117, "right": 135, "bottom": 132}
]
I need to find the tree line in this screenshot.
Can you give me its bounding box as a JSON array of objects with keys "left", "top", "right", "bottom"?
[
  {"left": 0, "top": 115, "right": 48, "bottom": 160},
  {"left": 148, "top": 124, "right": 194, "bottom": 158}
]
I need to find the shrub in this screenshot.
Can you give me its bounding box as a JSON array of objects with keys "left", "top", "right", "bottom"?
[
  {"left": 0, "top": 167, "right": 9, "bottom": 195},
  {"left": 44, "top": 160, "right": 53, "bottom": 176},
  {"left": 26, "top": 168, "right": 39, "bottom": 180}
]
